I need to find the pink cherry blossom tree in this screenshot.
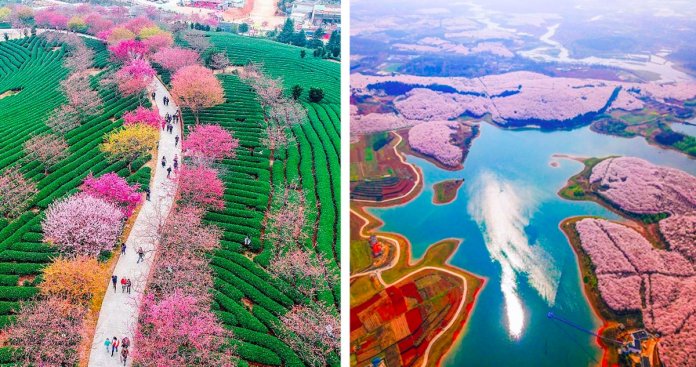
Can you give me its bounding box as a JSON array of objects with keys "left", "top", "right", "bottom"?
[
  {"left": 264, "top": 183, "right": 311, "bottom": 251},
  {"left": 63, "top": 41, "right": 95, "bottom": 73},
  {"left": 123, "top": 105, "right": 163, "bottom": 129},
  {"left": 0, "top": 167, "right": 37, "bottom": 219},
  {"left": 176, "top": 165, "right": 225, "bottom": 210},
  {"left": 133, "top": 291, "right": 235, "bottom": 367},
  {"left": 115, "top": 58, "right": 156, "bottom": 99},
  {"left": 108, "top": 39, "right": 148, "bottom": 62},
  {"left": 184, "top": 124, "right": 239, "bottom": 164},
  {"left": 123, "top": 16, "right": 154, "bottom": 34},
  {"left": 181, "top": 29, "right": 211, "bottom": 52},
  {"left": 80, "top": 172, "right": 142, "bottom": 217},
  {"left": 149, "top": 206, "right": 221, "bottom": 299},
  {"left": 269, "top": 247, "right": 338, "bottom": 298},
  {"left": 42, "top": 194, "right": 125, "bottom": 256},
  {"left": 151, "top": 47, "right": 200, "bottom": 72},
  {"left": 262, "top": 98, "right": 306, "bottom": 163},
  {"left": 276, "top": 302, "right": 340, "bottom": 367},
  {"left": 46, "top": 104, "right": 81, "bottom": 135},
  {"left": 208, "top": 52, "right": 230, "bottom": 71},
  {"left": 34, "top": 9, "right": 69, "bottom": 29},
  {"left": 84, "top": 13, "right": 114, "bottom": 35},
  {"left": 23, "top": 133, "right": 70, "bottom": 175},
  {"left": 6, "top": 297, "right": 87, "bottom": 367},
  {"left": 170, "top": 64, "right": 225, "bottom": 123},
  {"left": 142, "top": 33, "right": 174, "bottom": 53},
  {"left": 61, "top": 74, "right": 103, "bottom": 117},
  {"left": 239, "top": 63, "right": 283, "bottom": 108}
]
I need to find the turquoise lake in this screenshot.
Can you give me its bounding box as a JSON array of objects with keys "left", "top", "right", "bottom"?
[{"left": 367, "top": 123, "right": 696, "bottom": 367}]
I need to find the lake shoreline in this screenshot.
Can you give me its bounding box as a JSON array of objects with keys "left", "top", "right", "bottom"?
[{"left": 559, "top": 216, "right": 616, "bottom": 367}]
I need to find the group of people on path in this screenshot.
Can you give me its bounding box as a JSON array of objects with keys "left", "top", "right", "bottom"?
[
  {"left": 119, "top": 243, "right": 145, "bottom": 264},
  {"left": 153, "top": 90, "right": 181, "bottom": 180},
  {"left": 104, "top": 336, "right": 130, "bottom": 365},
  {"left": 161, "top": 154, "right": 179, "bottom": 178},
  {"left": 110, "top": 275, "right": 132, "bottom": 294},
  {"left": 159, "top": 97, "right": 180, "bottom": 135}
]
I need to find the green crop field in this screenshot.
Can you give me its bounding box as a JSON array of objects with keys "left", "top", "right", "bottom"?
[
  {"left": 0, "top": 36, "right": 150, "bottom": 364},
  {"left": 176, "top": 34, "right": 341, "bottom": 367}
]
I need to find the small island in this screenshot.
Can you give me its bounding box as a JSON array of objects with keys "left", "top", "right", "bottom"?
[{"left": 432, "top": 178, "right": 465, "bottom": 204}]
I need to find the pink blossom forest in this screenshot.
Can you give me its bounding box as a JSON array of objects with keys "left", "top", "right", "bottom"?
[{"left": 573, "top": 157, "right": 696, "bottom": 367}]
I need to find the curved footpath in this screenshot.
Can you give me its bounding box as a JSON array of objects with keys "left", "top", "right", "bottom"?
[{"left": 88, "top": 78, "right": 182, "bottom": 367}]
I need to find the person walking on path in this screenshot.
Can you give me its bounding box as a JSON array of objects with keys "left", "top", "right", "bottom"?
[
  {"left": 175, "top": 135, "right": 179, "bottom": 147},
  {"left": 167, "top": 166, "right": 172, "bottom": 178},
  {"left": 173, "top": 155, "right": 179, "bottom": 170},
  {"left": 111, "top": 337, "right": 119, "bottom": 357},
  {"left": 126, "top": 279, "right": 132, "bottom": 294},
  {"left": 137, "top": 247, "right": 145, "bottom": 263},
  {"left": 121, "top": 242, "right": 126, "bottom": 255},
  {"left": 161, "top": 156, "right": 167, "bottom": 168},
  {"left": 120, "top": 277, "right": 127, "bottom": 293},
  {"left": 145, "top": 186, "right": 150, "bottom": 201},
  {"left": 151, "top": 92, "right": 156, "bottom": 100},
  {"left": 121, "top": 347, "right": 129, "bottom": 365},
  {"left": 111, "top": 275, "right": 117, "bottom": 292},
  {"left": 161, "top": 120, "right": 166, "bottom": 130},
  {"left": 104, "top": 338, "right": 111, "bottom": 353}
]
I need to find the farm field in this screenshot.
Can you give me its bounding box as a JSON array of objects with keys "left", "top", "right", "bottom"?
[
  {"left": 0, "top": 35, "right": 149, "bottom": 363},
  {"left": 173, "top": 33, "right": 341, "bottom": 366}
]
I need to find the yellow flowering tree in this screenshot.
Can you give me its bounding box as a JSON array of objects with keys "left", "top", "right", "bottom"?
[
  {"left": 139, "top": 26, "right": 164, "bottom": 39},
  {"left": 107, "top": 26, "right": 135, "bottom": 44},
  {"left": 101, "top": 124, "right": 158, "bottom": 172},
  {"left": 0, "top": 7, "right": 11, "bottom": 22},
  {"left": 40, "top": 256, "right": 110, "bottom": 309},
  {"left": 67, "top": 16, "right": 87, "bottom": 32}
]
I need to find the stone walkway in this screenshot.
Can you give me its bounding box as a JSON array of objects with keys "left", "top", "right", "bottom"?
[{"left": 87, "top": 78, "right": 182, "bottom": 367}]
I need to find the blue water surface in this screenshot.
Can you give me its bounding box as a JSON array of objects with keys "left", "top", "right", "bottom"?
[{"left": 367, "top": 123, "right": 696, "bottom": 367}]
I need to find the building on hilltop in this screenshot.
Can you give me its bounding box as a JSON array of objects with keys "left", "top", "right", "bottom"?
[
  {"left": 290, "top": 1, "right": 341, "bottom": 29},
  {"left": 180, "top": 0, "right": 244, "bottom": 10}
]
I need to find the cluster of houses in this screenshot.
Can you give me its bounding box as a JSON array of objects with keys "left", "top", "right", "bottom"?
[
  {"left": 368, "top": 235, "right": 383, "bottom": 258},
  {"left": 178, "top": 0, "right": 245, "bottom": 11},
  {"left": 620, "top": 329, "right": 656, "bottom": 367},
  {"left": 289, "top": 1, "right": 340, "bottom": 32}
]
